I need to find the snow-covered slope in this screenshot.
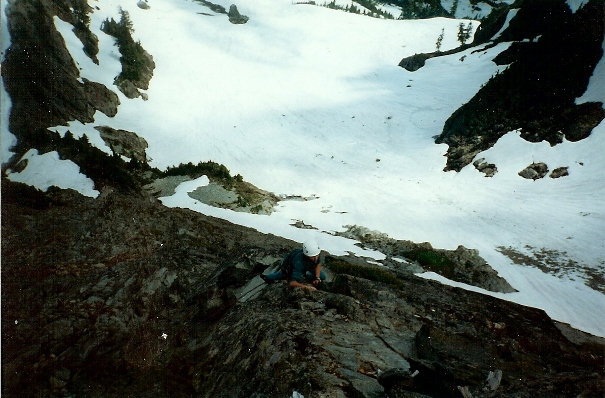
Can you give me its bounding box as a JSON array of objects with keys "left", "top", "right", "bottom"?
[{"left": 2, "top": 0, "right": 604, "bottom": 336}]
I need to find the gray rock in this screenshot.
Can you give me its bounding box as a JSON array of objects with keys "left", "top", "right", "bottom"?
[
  {"left": 137, "top": 0, "right": 150, "bottom": 10},
  {"left": 473, "top": 157, "right": 498, "bottom": 177},
  {"left": 228, "top": 4, "right": 249, "bottom": 24},
  {"left": 2, "top": 181, "right": 604, "bottom": 397},
  {"left": 518, "top": 162, "right": 548, "bottom": 180},
  {"left": 95, "top": 125, "right": 149, "bottom": 163},
  {"left": 398, "top": 53, "right": 433, "bottom": 71},
  {"left": 549, "top": 166, "right": 569, "bottom": 178}
]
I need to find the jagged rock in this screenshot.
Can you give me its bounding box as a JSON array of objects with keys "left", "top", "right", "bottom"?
[
  {"left": 95, "top": 126, "right": 149, "bottom": 163},
  {"left": 398, "top": 53, "right": 432, "bottom": 71},
  {"left": 473, "top": 157, "right": 497, "bottom": 177},
  {"left": 518, "top": 162, "right": 548, "bottom": 180},
  {"left": 1, "top": 180, "right": 603, "bottom": 397},
  {"left": 337, "top": 225, "right": 516, "bottom": 293},
  {"left": 549, "top": 166, "right": 569, "bottom": 178},
  {"left": 82, "top": 79, "right": 120, "bottom": 117},
  {"left": 228, "top": 4, "right": 249, "bottom": 24}
]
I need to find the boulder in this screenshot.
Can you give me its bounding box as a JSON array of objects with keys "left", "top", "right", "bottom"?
[
  {"left": 228, "top": 4, "right": 249, "bottom": 24},
  {"left": 473, "top": 157, "right": 497, "bottom": 177},
  {"left": 549, "top": 166, "right": 569, "bottom": 178},
  {"left": 518, "top": 162, "right": 548, "bottom": 180}
]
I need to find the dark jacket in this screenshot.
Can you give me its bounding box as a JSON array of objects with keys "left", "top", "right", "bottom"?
[{"left": 280, "top": 248, "right": 323, "bottom": 282}]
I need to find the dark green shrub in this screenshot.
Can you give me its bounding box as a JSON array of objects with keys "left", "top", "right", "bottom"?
[
  {"left": 403, "top": 249, "right": 456, "bottom": 278},
  {"left": 163, "top": 161, "right": 234, "bottom": 183},
  {"left": 325, "top": 257, "right": 403, "bottom": 288},
  {"left": 101, "top": 9, "right": 148, "bottom": 82}
]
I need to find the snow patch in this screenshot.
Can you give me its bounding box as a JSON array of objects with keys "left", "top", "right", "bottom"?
[
  {"left": 566, "top": 0, "right": 589, "bottom": 13},
  {"left": 491, "top": 8, "right": 519, "bottom": 40},
  {"left": 1, "top": 1, "right": 16, "bottom": 165},
  {"left": 6, "top": 149, "right": 100, "bottom": 198},
  {"left": 576, "top": 35, "right": 605, "bottom": 107}
]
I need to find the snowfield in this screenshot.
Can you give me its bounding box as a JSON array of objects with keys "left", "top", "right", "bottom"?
[{"left": 2, "top": 0, "right": 604, "bottom": 336}]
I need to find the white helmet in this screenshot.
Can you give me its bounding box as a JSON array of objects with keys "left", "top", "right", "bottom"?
[{"left": 302, "top": 240, "right": 321, "bottom": 257}]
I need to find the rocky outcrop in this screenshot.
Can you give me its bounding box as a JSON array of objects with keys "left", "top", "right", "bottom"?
[
  {"left": 228, "top": 4, "right": 249, "bottom": 24},
  {"left": 95, "top": 126, "right": 149, "bottom": 163},
  {"left": 473, "top": 157, "right": 497, "bottom": 177},
  {"left": 2, "top": 179, "right": 603, "bottom": 397},
  {"left": 99, "top": 10, "right": 155, "bottom": 100},
  {"left": 518, "top": 162, "right": 548, "bottom": 180},
  {"left": 2, "top": 0, "right": 119, "bottom": 138},
  {"left": 398, "top": 52, "right": 433, "bottom": 71},
  {"left": 549, "top": 166, "right": 569, "bottom": 178},
  {"left": 188, "top": 181, "right": 277, "bottom": 214},
  {"left": 403, "top": 0, "right": 605, "bottom": 172},
  {"left": 337, "top": 225, "right": 516, "bottom": 293},
  {"left": 144, "top": 174, "right": 280, "bottom": 215}
]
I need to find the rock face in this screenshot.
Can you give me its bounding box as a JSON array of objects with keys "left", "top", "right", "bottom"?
[
  {"left": 95, "top": 126, "right": 149, "bottom": 163},
  {"left": 424, "top": 0, "right": 605, "bottom": 171},
  {"left": 3, "top": 179, "right": 602, "bottom": 397},
  {"left": 2, "top": 0, "right": 119, "bottom": 138},
  {"left": 337, "top": 225, "right": 516, "bottom": 293}
]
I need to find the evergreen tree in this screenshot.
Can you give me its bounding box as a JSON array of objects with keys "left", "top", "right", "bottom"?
[
  {"left": 436, "top": 27, "right": 444, "bottom": 52},
  {"left": 457, "top": 22, "right": 473, "bottom": 45},
  {"left": 465, "top": 21, "right": 473, "bottom": 42}
]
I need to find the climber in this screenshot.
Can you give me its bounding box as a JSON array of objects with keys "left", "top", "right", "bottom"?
[{"left": 261, "top": 240, "right": 326, "bottom": 291}]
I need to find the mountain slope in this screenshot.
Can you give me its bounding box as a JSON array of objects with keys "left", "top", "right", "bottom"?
[
  {"left": 1, "top": 0, "right": 604, "bottom": 353},
  {"left": 2, "top": 0, "right": 605, "bottom": 396},
  {"left": 2, "top": 179, "right": 603, "bottom": 397},
  {"left": 435, "top": 0, "right": 605, "bottom": 171}
]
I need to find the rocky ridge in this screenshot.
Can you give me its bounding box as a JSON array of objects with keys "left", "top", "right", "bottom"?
[
  {"left": 2, "top": 0, "right": 605, "bottom": 396},
  {"left": 2, "top": 179, "right": 604, "bottom": 397},
  {"left": 400, "top": 0, "right": 605, "bottom": 172},
  {"left": 2, "top": 0, "right": 120, "bottom": 138},
  {"left": 334, "top": 225, "right": 516, "bottom": 293}
]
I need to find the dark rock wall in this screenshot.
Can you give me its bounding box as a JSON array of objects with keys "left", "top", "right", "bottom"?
[
  {"left": 432, "top": 0, "right": 605, "bottom": 171},
  {"left": 2, "top": 0, "right": 119, "bottom": 157}
]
